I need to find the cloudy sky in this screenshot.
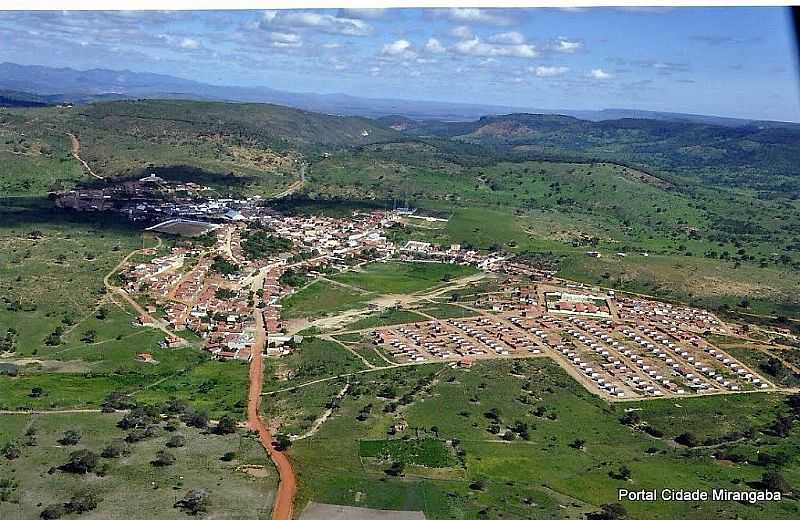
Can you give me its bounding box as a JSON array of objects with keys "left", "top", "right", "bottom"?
[{"left": 1, "top": 7, "right": 798, "bottom": 120}]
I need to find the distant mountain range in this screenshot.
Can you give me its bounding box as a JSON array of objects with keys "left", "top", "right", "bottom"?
[{"left": 0, "top": 62, "right": 794, "bottom": 128}]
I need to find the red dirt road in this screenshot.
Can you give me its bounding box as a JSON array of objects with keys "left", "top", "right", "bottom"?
[{"left": 248, "top": 309, "right": 297, "bottom": 520}]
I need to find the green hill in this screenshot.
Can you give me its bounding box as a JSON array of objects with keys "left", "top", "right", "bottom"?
[{"left": 383, "top": 113, "right": 800, "bottom": 194}]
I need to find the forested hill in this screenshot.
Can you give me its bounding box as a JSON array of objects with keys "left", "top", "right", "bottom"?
[
  {"left": 76, "top": 100, "right": 400, "bottom": 150},
  {"left": 379, "top": 113, "right": 800, "bottom": 194}
]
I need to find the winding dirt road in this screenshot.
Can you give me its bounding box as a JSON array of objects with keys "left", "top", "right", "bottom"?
[
  {"left": 248, "top": 304, "right": 297, "bottom": 520},
  {"left": 67, "top": 132, "right": 104, "bottom": 180}
]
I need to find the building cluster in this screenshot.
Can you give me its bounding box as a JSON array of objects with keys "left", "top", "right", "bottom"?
[
  {"left": 617, "top": 298, "right": 726, "bottom": 334},
  {"left": 54, "top": 175, "right": 258, "bottom": 223},
  {"left": 368, "top": 277, "right": 772, "bottom": 402}
]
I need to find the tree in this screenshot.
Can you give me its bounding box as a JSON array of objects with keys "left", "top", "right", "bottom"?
[
  {"left": 469, "top": 479, "right": 487, "bottom": 491},
  {"left": 40, "top": 504, "right": 66, "bottom": 519},
  {"left": 65, "top": 490, "right": 100, "bottom": 513},
  {"left": 174, "top": 489, "right": 209, "bottom": 515},
  {"left": 587, "top": 503, "right": 628, "bottom": 520},
  {"left": 610, "top": 465, "right": 631, "bottom": 481},
  {"left": 674, "top": 432, "right": 698, "bottom": 448},
  {"left": 274, "top": 434, "right": 292, "bottom": 452},
  {"left": 60, "top": 449, "right": 99, "bottom": 474},
  {"left": 58, "top": 430, "right": 81, "bottom": 446},
  {"left": 762, "top": 470, "right": 792, "bottom": 494},
  {"left": 620, "top": 412, "right": 641, "bottom": 426},
  {"left": 29, "top": 387, "right": 44, "bottom": 398},
  {"left": 213, "top": 415, "right": 237, "bottom": 435},
  {"left": 152, "top": 450, "right": 177, "bottom": 467},
  {"left": 0, "top": 477, "right": 18, "bottom": 502},
  {"left": 385, "top": 461, "right": 405, "bottom": 477},
  {"left": 166, "top": 435, "right": 186, "bottom": 448},
  {"left": 220, "top": 451, "right": 236, "bottom": 462},
  {"left": 101, "top": 440, "right": 128, "bottom": 459},
  {"left": 570, "top": 439, "right": 586, "bottom": 450},
  {"left": 183, "top": 409, "right": 209, "bottom": 429},
  {"left": 1, "top": 442, "right": 21, "bottom": 460}
]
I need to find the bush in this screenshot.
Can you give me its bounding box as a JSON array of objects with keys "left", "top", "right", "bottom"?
[
  {"left": 101, "top": 440, "right": 128, "bottom": 459},
  {"left": 587, "top": 503, "right": 628, "bottom": 520},
  {"left": 183, "top": 410, "right": 209, "bottom": 429},
  {"left": 60, "top": 450, "right": 99, "bottom": 474},
  {"left": 174, "top": 489, "right": 209, "bottom": 515},
  {"left": 65, "top": 490, "right": 100, "bottom": 514},
  {"left": 674, "top": 432, "right": 698, "bottom": 448},
  {"left": 2, "top": 442, "right": 21, "bottom": 460},
  {"left": 762, "top": 470, "right": 792, "bottom": 493},
  {"left": 40, "top": 504, "right": 66, "bottom": 519},
  {"left": 58, "top": 430, "right": 81, "bottom": 446},
  {"left": 220, "top": 451, "right": 236, "bottom": 462},
  {"left": 213, "top": 415, "right": 237, "bottom": 435},
  {"left": 152, "top": 450, "right": 176, "bottom": 467},
  {"left": 166, "top": 435, "right": 186, "bottom": 448}
]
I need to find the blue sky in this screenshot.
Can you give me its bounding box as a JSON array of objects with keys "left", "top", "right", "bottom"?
[{"left": 1, "top": 7, "right": 798, "bottom": 121}]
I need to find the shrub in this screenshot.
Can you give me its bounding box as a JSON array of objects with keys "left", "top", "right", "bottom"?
[
  {"left": 60, "top": 450, "right": 99, "bottom": 474},
  {"left": 174, "top": 489, "right": 209, "bottom": 515},
  {"left": 166, "top": 435, "right": 186, "bottom": 448},
  {"left": 152, "top": 450, "right": 176, "bottom": 467},
  {"left": 58, "top": 430, "right": 81, "bottom": 446}
]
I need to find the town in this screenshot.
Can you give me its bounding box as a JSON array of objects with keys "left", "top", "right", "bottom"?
[{"left": 113, "top": 199, "right": 782, "bottom": 404}]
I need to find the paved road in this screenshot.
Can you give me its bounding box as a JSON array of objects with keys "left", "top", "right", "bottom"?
[{"left": 248, "top": 302, "right": 297, "bottom": 520}]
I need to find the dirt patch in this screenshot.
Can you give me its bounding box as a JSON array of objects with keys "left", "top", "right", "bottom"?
[
  {"left": 300, "top": 502, "right": 426, "bottom": 520},
  {"left": 238, "top": 465, "right": 270, "bottom": 478}
]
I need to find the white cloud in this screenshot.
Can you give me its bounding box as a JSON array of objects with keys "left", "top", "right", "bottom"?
[
  {"left": 589, "top": 68, "right": 612, "bottom": 80},
  {"left": 553, "top": 37, "right": 582, "bottom": 53},
  {"left": 260, "top": 10, "right": 371, "bottom": 36},
  {"left": 442, "top": 8, "right": 511, "bottom": 26},
  {"left": 322, "top": 42, "right": 341, "bottom": 49},
  {"left": 381, "top": 40, "right": 417, "bottom": 58},
  {"left": 269, "top": 32, "right": 302, "bottom": 48},
  {"left": 179, "top": 38, "right": 199, "bottom": 49},
  {"left": 450, "top": 25, "right": 473, "bottom": 40},
  {"left": 453, "top": 37, "right": 538, "bottom": 59},
  {"left": 157, "top": 33, "right": 202, "bottom": 51},
  {"left": 339, "top": 8, "right": 386, "bottom": 20},
  {"left": 488, "top": 31, "right": 526, "bottom": 45},
  {"left": 425, "top": 38, "right": 445, "bottom": 54},
  {"left": 534, "top": 65, "right": 569, "bottom": 77}
]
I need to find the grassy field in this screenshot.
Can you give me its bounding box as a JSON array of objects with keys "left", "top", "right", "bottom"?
[
  {"left": 0, "top": 412, "right": 276, "bottom": 519},
  {"left": 280, "top": 358, "right": 800, "bottom": 520},
  {"left": 558, "top": 252, "right": 800, "bottom": 317},
  {"left": 724, "top": 348, "right": 800, "bottom": 388},
  {"left": 332, "top": 262, "right": 477, "bottom": 295},
  {"left": 0, "top": 198, "right": 148, "bottom": 356},
  {"left": 417, "top": 302, "right": 481, "bottom": 319},
  {"left": 343, "top": 308, "right": 427, "bottom": 331},
  {"left": 262, "top": 337, "right": 367, "bottom": 393},
  {"left": 280, "top": 279, "right": 373, "bottom": 320}
]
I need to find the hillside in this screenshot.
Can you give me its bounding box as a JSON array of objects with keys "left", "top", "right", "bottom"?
[
  {"left": 383, "top": 113, "right": 800, "bottom": 194},
  {"left": 1, "top": 98, "right": 799, "bottom": 315},
  {"left": 0, "top": 99, "right": 400, "bottom": 195}
]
